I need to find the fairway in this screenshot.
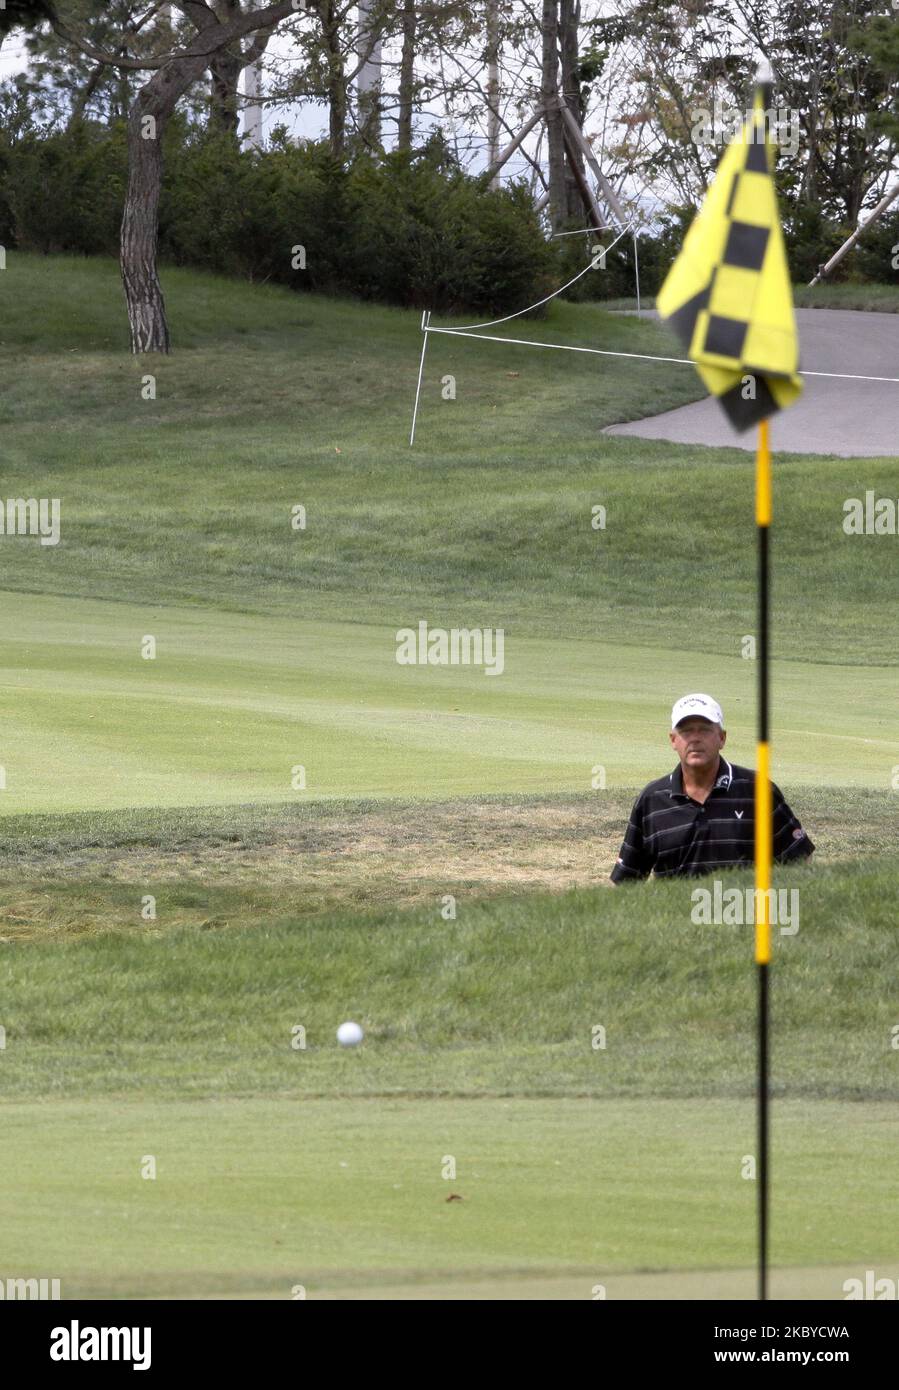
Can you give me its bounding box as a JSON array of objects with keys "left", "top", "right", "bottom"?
[
  {"left": 1, "top": 255, "right": 896, "bottom": 1301},
  {"left": 1, "top": 1097, "right": 896, "bottom": 1301},
  {"left": 1, "top": 593, "right": 896, "bottom": 812}
]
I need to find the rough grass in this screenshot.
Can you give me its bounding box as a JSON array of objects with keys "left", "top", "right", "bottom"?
[
  {"left": 0, "top": 853, "right": 893, "bottom": 1101},
  {"left": 0, "top": 786, "right": 894, "bottom": 942}
]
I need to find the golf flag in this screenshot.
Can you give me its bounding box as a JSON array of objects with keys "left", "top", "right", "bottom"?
[{"left": 657, "top": 84, "right": 802, "bottom": 431}]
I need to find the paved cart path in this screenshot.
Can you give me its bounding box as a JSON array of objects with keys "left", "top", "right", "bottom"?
[{"left": 604, "top": 308, "right": 899, "bottom": 456}]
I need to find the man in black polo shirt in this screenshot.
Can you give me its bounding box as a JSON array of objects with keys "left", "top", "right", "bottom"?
[{"left": 610, "top": 692, "right": 814, "bottom": 882}]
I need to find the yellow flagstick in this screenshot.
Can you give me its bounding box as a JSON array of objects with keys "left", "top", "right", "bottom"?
[
  {"left": 654, "top": 54, "right": 801, "bottom": 1301},
  {"left": 755, "top": 415, "right": 772, "bottom": 1301}
]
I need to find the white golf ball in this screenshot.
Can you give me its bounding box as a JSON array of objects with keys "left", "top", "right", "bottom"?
[{"left": 337, "top": 1020, "right": 364, "bottom": 1047}]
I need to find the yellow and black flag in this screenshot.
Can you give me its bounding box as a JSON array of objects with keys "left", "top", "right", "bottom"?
[{"left": 657, "top": 71, "right": 802, "bottom": 431}]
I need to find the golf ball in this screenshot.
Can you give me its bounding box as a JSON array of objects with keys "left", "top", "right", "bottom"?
[{"left": 337, "top": 1020, "right": 364, "bottom": 1047}]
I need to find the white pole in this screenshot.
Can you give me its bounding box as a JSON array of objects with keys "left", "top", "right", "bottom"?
[
  {"left": 809, "top": 178, "right": 899, "bottom": 285},
  {"left": 357, "top": 0, "right": 382, "bottom": 142},
  {"left": 410, "top": 311, "right": 431, "bottom": 446},
  {"left": 243, "top": 61, "right": 264, "bottom": 151},
  {"left": 633, "top": 232, "right": 641, "bottom": 314}
]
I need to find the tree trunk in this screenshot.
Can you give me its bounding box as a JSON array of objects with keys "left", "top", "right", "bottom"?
[
  {"left": 209, "top": 49, "right": 243, "bottom": 136},
  {"left": 323, "top": 1, "right": 346, "bottom": 159},
  {"left": 120, "top": 47, "right": 210, "bottom": 353},
  {"left": 116, "top": 54, "right": 131, "bottom": 122},
  {"left": 122, "top": 95, "right": 171, "bottom": 354},
  {"left": 117, "top": 0, "right": 295, "bottom": 352},
  {"left": 397, "top": 0, "right": 416, "bottom": 151},
  {"left": 243, "top": 59, "right": 264, "bottom": 150},
  {"left": 485, "top": 0, "right": 500, "bottom": 185},
  {"left": 559, "top": 0, "right": 585, "bottom": 221},
  {"left": 541, "top": 0, "right": 567, "bottom": 231}
]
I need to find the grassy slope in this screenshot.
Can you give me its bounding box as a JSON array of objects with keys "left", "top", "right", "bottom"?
[
  {"left": 0, "top": 865, "right": 894, "bottom": 1101},
  {"left": 0, "top": 254, "right": 896, "bottom": 666},
  {"left": 0, "top": 254, "right": 896, "bottom": 824}
]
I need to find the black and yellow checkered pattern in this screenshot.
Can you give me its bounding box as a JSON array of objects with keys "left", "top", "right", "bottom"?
[{"left": 657, "top": 97, "right": 802, "bottom": 432}]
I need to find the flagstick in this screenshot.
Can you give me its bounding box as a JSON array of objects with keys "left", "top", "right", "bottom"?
[{"left": 755, "top": 416, "right": 773, "bottom": 1301}]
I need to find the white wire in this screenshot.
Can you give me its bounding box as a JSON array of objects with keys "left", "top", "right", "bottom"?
[
  {"left": 802, "top": 370, "right": 899, "bottom": 384},
  {"left": 552, "top": 225, "right": 618, "bottom": 236},
  {"left": 426, "top": 327, "right": 689, "bottom": 365},
  {"left": 423, "top": 327, "right": 899, "bottom": 385},
  {"left": 434, "top": 221, "right": 635, "bottom": 332}
]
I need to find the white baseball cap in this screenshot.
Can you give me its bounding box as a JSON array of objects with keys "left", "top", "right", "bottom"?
[{"left": 671, "top": 693, "right": 724, "bottom": 729}]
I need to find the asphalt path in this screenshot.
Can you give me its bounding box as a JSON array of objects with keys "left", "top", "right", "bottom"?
[{"left": 604, "top": 308, "right": 899, "bottom": 456}]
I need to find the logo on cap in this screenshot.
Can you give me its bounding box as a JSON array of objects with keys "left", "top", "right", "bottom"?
[{"left": 671, "top": 692, "right": 724, "bottom": 730}]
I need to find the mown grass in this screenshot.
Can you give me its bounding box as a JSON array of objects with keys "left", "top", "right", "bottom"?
[
  {"left": 3, "top": 1094, "right": 895, "bottom": 1299},
  {"left": 0, "top": 254, "right": 896, "bottom": 666},
  {"left": 1, "top": 1095, "right": 894, "bottom": 1301}
]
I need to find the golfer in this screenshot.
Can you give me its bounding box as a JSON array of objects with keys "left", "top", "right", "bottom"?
[{"left": 611, "top": 693, "right": 814, "bottom": 882}]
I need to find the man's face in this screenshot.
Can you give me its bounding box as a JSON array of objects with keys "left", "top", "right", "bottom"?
[{"left": 669, "top": 716, "right": 725, "bottom": 772}]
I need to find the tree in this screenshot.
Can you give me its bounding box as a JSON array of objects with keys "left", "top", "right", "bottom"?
[
  {"left": 731, "top": 0, "right": 899, "bottom": 224},
  {"left": 851, "top": 12, "right": 899, "bottom": 148},
  {"left": 20, "top": 3, "right": 166, "bottom": 128},
  {"left": 541, "top": 0, "right": 616, "bottom": 230},
  {"left": 541, "top": 0, "right": 568, "bottom": 229},
  {"left": 355, "top": 0, "right": 383, "bottom": 147},
  {"left": 52, "top": 0, "right": 304, "bottom": 352},
  {"left": 0, "top": 0, "right": 57, "bottom": 37},
  {"left": 271, "top": 0, "right": 397, "bottom": 158},
  {"left": 204, "top": 1, "right": 282, "bottom": 139},
  {"left": 613, "top": 0, "right": 899, "bottom": 225},
  {"left": 395, "top": 0, "right": 416, "bottom": 149}
]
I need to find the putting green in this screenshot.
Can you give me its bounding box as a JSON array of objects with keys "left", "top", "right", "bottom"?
[
  {"left": 1, "top": 1096, "right": 895, "bottom": 1300},
  {"left": 1, "top": 591, "right": 895, "bottom": 812}
]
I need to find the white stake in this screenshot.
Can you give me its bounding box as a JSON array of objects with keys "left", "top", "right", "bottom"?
[{"left": 410, "top": 311, "right": 431, "bottom": 446}]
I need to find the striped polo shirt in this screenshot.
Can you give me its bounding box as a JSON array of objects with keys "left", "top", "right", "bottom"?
[{"left": 610, "top": 757, "right": 814, "bottom": 882}]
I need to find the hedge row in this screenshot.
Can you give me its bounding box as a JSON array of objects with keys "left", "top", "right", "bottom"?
[
  {"left": 0, "top": 119, "right": 558, "bottom": 315},
  {"left": 1, "top": 111, "right": 896, "bottom": 311}
]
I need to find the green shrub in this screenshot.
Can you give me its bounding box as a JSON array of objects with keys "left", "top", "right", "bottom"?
[
  {"left": 2, "top": 98, "right": 895, "bottom": 310},
  {"left": 2, "top": 118, "right": 126, "bottom": 256},
  {"left": 852, "top": 207, "right": 899, "bottom": 283},
  {"left": 159, "top": 131, "right": 556, "bottom": 315},
  {"left": 782, "top": 200, "right": 846, "bottom": 284},
  {"left": 0, "top": 109, "right": 555, "bottom": 315}
]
